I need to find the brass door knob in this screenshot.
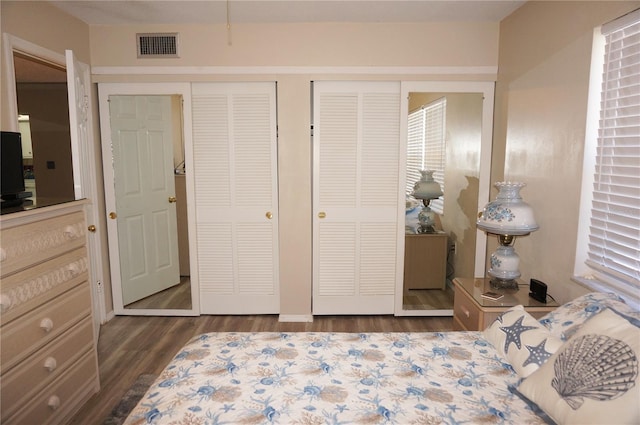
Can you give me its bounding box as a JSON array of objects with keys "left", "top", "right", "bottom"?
[
  {"left": 169, "top": 196, "right": 177, "bottom": 203},
  {"left": 87, "top": 225, "right": 96, "bottom": 233},
  {"left": 318, "top": 212, "right": 326, "bottom": 219},
  {"left": 265, "top": 212, "right": 273, "bottom": 219},
  {"left": 109, "top": 212, "right": 117, "bottom": 219}
]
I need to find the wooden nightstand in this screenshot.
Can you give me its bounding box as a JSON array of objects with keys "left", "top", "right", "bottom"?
[
  {"left": 452, "top": 277, "right": 558, "bottom": 331},
  {"left": 404, "top": 232, "right": 448, "bottom": 290}
]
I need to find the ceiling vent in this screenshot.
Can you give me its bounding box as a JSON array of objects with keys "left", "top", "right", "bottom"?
[{"left": 136, "top": 33, "right": 179, "bottom": 58}]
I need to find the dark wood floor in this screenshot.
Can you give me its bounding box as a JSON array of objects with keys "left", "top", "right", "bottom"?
[{"left": 69, "top": 313, "right": 454, "bottom": 424}]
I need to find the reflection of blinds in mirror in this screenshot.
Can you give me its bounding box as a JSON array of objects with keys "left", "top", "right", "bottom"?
[{"left": 407, "top": 98, "right": 446, "bottom": 214}]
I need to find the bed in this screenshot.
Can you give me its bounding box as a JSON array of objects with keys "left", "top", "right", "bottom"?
[{"left": 123, "top": 292, "right": 639, "bottom": 425}]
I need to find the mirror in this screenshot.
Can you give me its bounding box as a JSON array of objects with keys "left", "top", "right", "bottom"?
[
  {"left": 12, "top": 52, "right": 75, "bottom": 209},
  {"left": 98, "top": 84, "right": 198, "bottom": 316},
  {"left": 396, "top": 81, "right": 493, "bottom": 316}
]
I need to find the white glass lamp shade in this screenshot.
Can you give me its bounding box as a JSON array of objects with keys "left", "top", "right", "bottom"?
[
  {"left": 477, "top": 182, "right": 538, "bottom": 236},
  {"left": 412, "top": 170, "right": 443, "bottom": 233},
  {"left": 477, "top": 182, "right": 539, "bottom": 289},
  {"left": 412, "top": 170, "right": 443, "bottom": 200}
]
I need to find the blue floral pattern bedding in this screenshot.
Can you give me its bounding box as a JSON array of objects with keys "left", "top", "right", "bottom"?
[{"left": 124, "top": 331, "right": 545, "bottom": 424}]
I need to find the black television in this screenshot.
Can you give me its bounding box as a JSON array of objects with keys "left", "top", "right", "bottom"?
[{"left": 1, "top": 131, "right": 30, "bottom": 208}]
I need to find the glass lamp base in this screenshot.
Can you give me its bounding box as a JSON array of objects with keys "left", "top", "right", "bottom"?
[
  {"left": 490, "top": 278, "right": 519, "bottom": 290},
  {"left": 417, "top": 224, "right": 437, "bottom": 234}
]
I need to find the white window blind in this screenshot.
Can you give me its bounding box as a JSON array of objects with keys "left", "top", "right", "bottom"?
[
  {"left": 579, "top": 9, "right": 640, "bottom": 305},
  {"left": 406, "top": 97, "right": 446, "bottom": 214}
]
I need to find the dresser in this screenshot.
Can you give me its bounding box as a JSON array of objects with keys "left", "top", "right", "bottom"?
[
  {"left": 0, "top": 201, "right": 100, "bottom": 424},
  {"left": 404, "top": 232, "right": 448, "bottom": 290},
  {"left": 453, "top": 277, "right": 558, "bottom": 331}
]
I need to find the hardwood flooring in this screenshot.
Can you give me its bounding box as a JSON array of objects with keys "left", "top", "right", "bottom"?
[
  {"left": 69, "top": 313, "right": 453, "bottom": 424},
  {"left": 123, "top": 277, "right": 454, "bottom": 312},
  {"left": 124, "top": 277, "right": 192, "bottom": 310},
  {"left": 403, "top": 285, "right": 455, "bottom": 310}
]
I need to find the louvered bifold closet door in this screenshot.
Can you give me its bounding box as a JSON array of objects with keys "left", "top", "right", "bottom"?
[
  {"left": 192, "top": 82, "right": 279, "bottom": 314},
  {"left": 312, "top": 81, "right": 401, "bottom": 314}
]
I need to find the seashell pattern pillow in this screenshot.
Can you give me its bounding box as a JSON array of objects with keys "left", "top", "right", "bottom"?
[
  {"left": 537, "top": 292, "right": 636, "bottom": 341},
  {"left": 516, "top": 308, "right": 640, "bottom": 425},
  {"left": 484, "top": 305, "right": 564, "bottom": 378}
]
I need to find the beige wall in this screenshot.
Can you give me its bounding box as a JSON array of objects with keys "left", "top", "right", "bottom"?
[
  {"left": 89, "top": 22, "right": 499, "bottom": 67},
  {"left": 5, "top": 1, "right": 637, "bottom": 315},
  {"left": 89, "top": 21, "right": 500, "bottom": 316},
  {"left": 494, "top": 1, "right": 640, "bottom": 303}
]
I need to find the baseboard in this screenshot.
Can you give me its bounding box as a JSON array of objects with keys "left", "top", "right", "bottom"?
[
  {"left": 103, "top": 310, "right": 116, "bottom": 323},
  {"left": 278, "top": 314, "right": 314, "bottom": 323}
]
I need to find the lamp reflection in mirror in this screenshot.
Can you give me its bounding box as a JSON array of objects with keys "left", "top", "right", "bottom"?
[
  {"left": 477, "top": 182, "right": 539, "bottom": 290},
  {"left": 412, "top": 170, "right": 443, "bottom": 234}
]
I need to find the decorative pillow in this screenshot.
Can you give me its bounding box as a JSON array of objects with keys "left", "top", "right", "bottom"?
[
  {"left": 484, "top": 305, "right": 563, "bottom": 378},
  {"left": 537, "top": 292, "right": 636, "bottom": 341},
  {"left": 517, "top": 308, "right": 640, "bottom": 425}
]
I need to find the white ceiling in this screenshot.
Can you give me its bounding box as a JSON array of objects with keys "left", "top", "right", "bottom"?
[{"left": 48, "top": 0, "right": 526, "bottom": 25}]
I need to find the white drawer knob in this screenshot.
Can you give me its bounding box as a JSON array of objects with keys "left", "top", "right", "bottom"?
[
  {"left": 462, "top": 307, "right": 470, "bottom": 318},
  {"left": 63, "top": 225, "right": 79, "bottom": 239},
  {"left": 47, "top": 395, "right": 61, "bottom": 410},
  {"left": 0, "top": 293, "right": 12, "bottom": 313},
  {"left": 44, "top": 357, "right": 57, "bottom": 372},
  {"left": 40, "top": 317, "right": 54, "bottom": 333}
]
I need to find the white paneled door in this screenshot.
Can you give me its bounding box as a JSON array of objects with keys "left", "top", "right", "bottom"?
[
  {"left": 192, "top": 82, "right": 279, "bottom": 314},
  {"left": 312, "top": 81, "right": 401, "bottom": 314},
  {"left": 108, "top": 95, "right": 181, "bottom": 305}
]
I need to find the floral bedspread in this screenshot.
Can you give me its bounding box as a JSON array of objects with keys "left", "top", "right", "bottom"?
[{"left": 124, "top": 331, "right": 545, "bottom": 424}]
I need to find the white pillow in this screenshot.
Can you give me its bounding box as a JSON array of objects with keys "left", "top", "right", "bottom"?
[
  {"left": 516, "top": 308, "right": 640, "bottom": 425},
  {"left": 484, "top": 305, "right": 563, "bottom": 378}
]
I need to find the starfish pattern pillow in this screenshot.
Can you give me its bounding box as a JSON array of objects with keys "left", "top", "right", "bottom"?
[{"left": 484, "top": 305, "right": 563, "bottom": 378}]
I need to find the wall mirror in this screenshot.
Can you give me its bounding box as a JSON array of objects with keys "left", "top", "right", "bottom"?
[
  {"left": 395, "top": 81, "right": 493, "bottom": 316},
  {"left": 10, "top": 51, "right": 75, "bottom": 209},
  {"left": 98, "top": 83, "right": 198, "bottom": 316}
]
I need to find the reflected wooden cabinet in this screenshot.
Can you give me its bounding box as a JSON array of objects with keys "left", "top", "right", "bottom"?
[{"left": 404, "top": 232, "right": 448, "bottom": 290}]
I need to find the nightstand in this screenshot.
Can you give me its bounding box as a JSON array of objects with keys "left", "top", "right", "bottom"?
[
  {"left": 404, "top": 232, "right": 448, "bottom": 290},
  {"left": 452, "top": 277, "right": 558, "bottom": 331}
]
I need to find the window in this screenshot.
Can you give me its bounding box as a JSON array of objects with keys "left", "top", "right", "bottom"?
[
  {"left": 574, "top": 9, "right": 640, "bottom": 309},
  {"left": 406, "top": 97, "right": 446, "bottom": 214}
]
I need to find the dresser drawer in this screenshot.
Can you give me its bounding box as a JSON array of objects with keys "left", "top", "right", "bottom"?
[
  {"left": 1, "top": 318, "right": 94, "bottom": 421},
  {"left": 1, "top": 247, "right": 88, "bottom": 325},
  {"left": 0, "top": 211, "right": 85, "bottom": 278},
  {"left": 0, "top": 283, "right": 91, "bottom": 374},
  {"left": 453, "top": 287, "right": 481, "bottom": 331},
  {"left": 2, "top": 351, "right": 98, "bottom": 425}
]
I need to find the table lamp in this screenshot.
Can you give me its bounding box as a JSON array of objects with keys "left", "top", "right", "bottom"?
[
  {"left": 477, "top": 181, "right": 538, "bottom": 290},
  {"left": 412, "top": 170, "right": 443, "bottom": 234}
]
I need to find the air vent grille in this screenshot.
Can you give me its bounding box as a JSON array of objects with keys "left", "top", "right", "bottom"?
[{"left": 137, "top": 33, "right": 179, "bottom": 58}]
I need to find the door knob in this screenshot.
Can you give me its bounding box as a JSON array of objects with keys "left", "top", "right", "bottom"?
[
  {"left": 265, "top": 212, "right": 273, "bottom": 219},
  {"left": 318, "top": 212, "right": 326, "bottom": 219},
  {"left": 169, "top": 196, "right": 177, "bottom": 203},
  {"left": 87, "top": 225, "right": 96, "bottom": 233},
  {"left": 109, "top": 212, "right": 117, "bottom": 219}
]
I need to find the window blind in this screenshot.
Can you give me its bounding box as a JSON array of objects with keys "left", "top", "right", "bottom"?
[
  {"left": 586, "top": 9, "right": 640, "bottom": 293},
  {"left": 406, "top": 97, "right": 446, "bottom": 214}
]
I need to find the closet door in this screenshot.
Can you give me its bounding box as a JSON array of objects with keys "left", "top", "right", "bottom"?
[
  {"left": 312, "top": 81, "right": 400, "bottom": 314},
  {"left": 192, "top": 82, "right": 279, "bottom": 314}
]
